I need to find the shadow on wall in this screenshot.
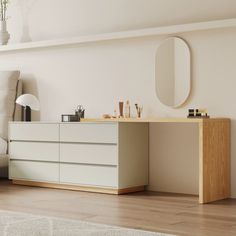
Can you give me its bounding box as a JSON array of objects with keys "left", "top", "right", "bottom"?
[
  {"left": 21, "top": 74, "right": 40, "bottom": 121},
  {"left": 17, "top": 0, "right": 38, "bottom": 42},
  {"left": 230, "top": 119, "right": 236, "bottom": 197}
]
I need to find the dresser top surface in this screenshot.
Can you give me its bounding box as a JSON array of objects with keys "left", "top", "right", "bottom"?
[{"left": 9, "top": 117, "right": 230, "bottom": 124}]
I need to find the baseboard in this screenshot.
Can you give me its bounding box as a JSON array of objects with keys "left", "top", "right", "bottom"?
[{"left": 12, "top": 180, "right": 145, "bottom": 195}]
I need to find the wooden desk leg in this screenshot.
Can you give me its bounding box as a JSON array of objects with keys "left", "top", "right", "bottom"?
[{"left": 199, "top": 119, "right": 230, "bottom": 204}]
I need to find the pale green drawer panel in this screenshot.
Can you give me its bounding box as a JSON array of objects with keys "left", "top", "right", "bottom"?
[
  {"left": 60, "top": 143, "right": 118, "bottom": 165},
  {"left": 9, "top": 142, "right": 59, "bottom": 162},
  {"left": 60, "top": 163, "right": 118, "bottom": 188},
  {"left": 60, "top": 123, "right": 118, "bottom": 144},
  {"left": 9, "top": 123, "right": 59, "bottom": 142},
  {"left": 10, "top": 160, "right": 59, "bottom": 182}
]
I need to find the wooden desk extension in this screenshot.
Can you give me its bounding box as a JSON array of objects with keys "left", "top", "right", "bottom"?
[{"left": 82, "top": 118, "right": 230, "bottom": 204}]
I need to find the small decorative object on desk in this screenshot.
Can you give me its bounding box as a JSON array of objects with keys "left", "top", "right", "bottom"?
[
  {"left": 102, "top": 114, "right": 112, "bottom": 119},
  {"left": 0, "top": 0, "right": 10, "bottom": 45},
  {"left": 75, "top": 105, "right": 85, "bottom": 119},
  {"left": 62, "top": 105, "right": 85, "bottom": 122},
  {"left": 119, "top": 101, "right": 124, "bottom": 118},
  {"left": 113, "top": 109, "right": 117, "bottom": 118},
  {"left": 135, "top": 103, "right": 143, "bottom": 118},
  {"left": 61, "top": 114, "right": 79, "bottom": 122},
  {"left": 124, "top": 100, "right": 131, "bottom": 118},
  {"left": 188, "top": 108, "right": 210, "bottom": 118}
]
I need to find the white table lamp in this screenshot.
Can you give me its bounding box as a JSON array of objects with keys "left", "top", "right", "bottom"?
[{"left": 16, "top": 94, "right": 40, "bottom": 121}]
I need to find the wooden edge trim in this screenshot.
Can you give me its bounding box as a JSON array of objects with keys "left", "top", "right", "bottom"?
[
  {"left": 12, "top": 180, "right": 145, "bottom": 195},
  {"left": 198, "top": 121, "right": 204, "bottom": 204},
  {"left": 81, "top": 118, "right": 230, "bottom": 124},
  {"left": 202, "top": 118, "right": 231, "bottom": 124},
  {"left": 117, "top": 186, "right": 145, "bottom": 194}
]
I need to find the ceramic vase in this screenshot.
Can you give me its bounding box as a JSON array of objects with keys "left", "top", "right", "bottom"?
[{"left": 0, "top": 21, "right": 10, "bottom": 45}]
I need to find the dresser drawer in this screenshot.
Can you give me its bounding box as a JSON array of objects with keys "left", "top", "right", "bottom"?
[
  {"left": 9, "top": 142, "right": 59, "bottom": 162},
  {"left": 10, "top": 160, "right": 59, "bottom": 182},
  {"left": 60, "top": 143, "right": 118, "bottom": 165},
  {"left": 60, "top": 164, "right": 118, "bottom": 188},
  {"left": 9, "top": 123, "right": 59, "bottom": 142},
  {"left": 60, "top": 123, "right": 118, "bottom": 144}
]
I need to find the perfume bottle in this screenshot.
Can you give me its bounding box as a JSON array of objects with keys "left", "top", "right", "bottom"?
[
  {"left": 119, "top": 101, "right": 124, "bottom": 118},
  {"left": 114, "top": 109, "right": 117, "bottom": 118},
  {"left": 124, "top": 100, "right": 131, "bottom": 118}
]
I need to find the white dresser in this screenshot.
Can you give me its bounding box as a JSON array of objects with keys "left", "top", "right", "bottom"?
[{"left": 8, "top": 122, "right": 149, "bottom": 194}]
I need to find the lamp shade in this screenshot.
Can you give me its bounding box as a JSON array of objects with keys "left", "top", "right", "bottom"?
[{"left": 16, "top": 94, "right": 40, "bottom": 111}]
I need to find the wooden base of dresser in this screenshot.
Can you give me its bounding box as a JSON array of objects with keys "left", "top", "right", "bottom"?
[{"left": 12, "top": 180, "right": 145, "bottom": 195}]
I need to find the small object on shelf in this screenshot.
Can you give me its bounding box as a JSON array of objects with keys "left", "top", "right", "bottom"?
[
  {"left": 62, "top": 105, "right": 85, "bottom": 122},
  {"left": 61, "top": 114, "right": 79, "bottom": 122},
  {"left": 0, "top": 1, "right": 10, "bottom": 45},
  {"left": 113, "top": 109, "right": 117, "bottom": 118},
  {"left": 102, "top": 114, "right": 111, "bottom": 119},
  {"left": 196, "top": 109, "right": 202, "bottom": 117},
  {"left": 187, "top": 109, "right": 210, "bottom": 118},
  {"left": 188, "top": 109, "right": 195, "bottom": 117},
  {"left": 135, "top": 103, "right": 143, "bottom": 118},
  {"left": 0, "top": 20, "right": 9, "bottom": 45},
  {"left": 75, "top": 105, "right": 85, "bottom": 119},
  {"left": 119, "top": 101, "right": 124, "bottom": 118},
  {"left": 124, "top": 100, "right": 131, "bottom": 118}
]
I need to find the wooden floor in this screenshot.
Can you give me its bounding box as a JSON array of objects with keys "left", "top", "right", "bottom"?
[{"left": 0, "top": 180, "right": 236, "bottom": 236}]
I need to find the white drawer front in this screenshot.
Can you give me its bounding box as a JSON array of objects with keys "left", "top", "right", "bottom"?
[
  {"left": 60, "top": 164, "right": 118, "bottom": 188},
  {"left": 10, "top": 160, "right": 59, "bottom": 182},
  {"left": 9, "top": 142, "right": 59, "bottom": 162},
  {"left": 60, "top": 123, "right": 118, "bottom": 144},
  {"left": 60, "top": 143, "right": 118, "bottom": 165},
  {"left": 9, "top": 123, "right": 59, "bottom": 142}
]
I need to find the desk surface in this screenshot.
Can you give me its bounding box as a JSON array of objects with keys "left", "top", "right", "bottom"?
[
  {"left": 81, "top": 117, "right": 230, "bottom": 123},
  {"left": 9, "top": 118, "right": 230, "bottom": 124}
]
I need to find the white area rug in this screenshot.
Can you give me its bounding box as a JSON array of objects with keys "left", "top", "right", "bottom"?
[{"left": 0, "top": 210, "right": 174, "bottom": 236}]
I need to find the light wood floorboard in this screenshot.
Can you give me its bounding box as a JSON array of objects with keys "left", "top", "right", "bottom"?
[{"left": 0, "top": 180, "right": 236, "bottom": 236}]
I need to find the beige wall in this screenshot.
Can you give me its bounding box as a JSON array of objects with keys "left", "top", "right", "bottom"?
[
  {"left": 1, "top": 0, "right": 236, "bottom": 197},
  {"left": 8, "top": 0, "right": 236, "bottom": 42}
]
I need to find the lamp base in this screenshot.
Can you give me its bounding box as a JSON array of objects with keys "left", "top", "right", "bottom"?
[{"left": 24, "top": 106, "right": 31, "bottom": 122}]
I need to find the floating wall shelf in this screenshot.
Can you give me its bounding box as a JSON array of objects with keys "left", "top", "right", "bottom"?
[{"left": 1, "top": 18, "right": 236, "bottom": 53}]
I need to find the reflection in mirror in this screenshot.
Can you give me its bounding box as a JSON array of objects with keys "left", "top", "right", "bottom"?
[{"left": 155, "top": 37, "right": 191, "bottom": 107}]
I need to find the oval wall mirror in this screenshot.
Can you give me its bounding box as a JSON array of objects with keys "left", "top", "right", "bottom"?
[{"left": 155, "top": 37, "right": 191, "bottom": 108}]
